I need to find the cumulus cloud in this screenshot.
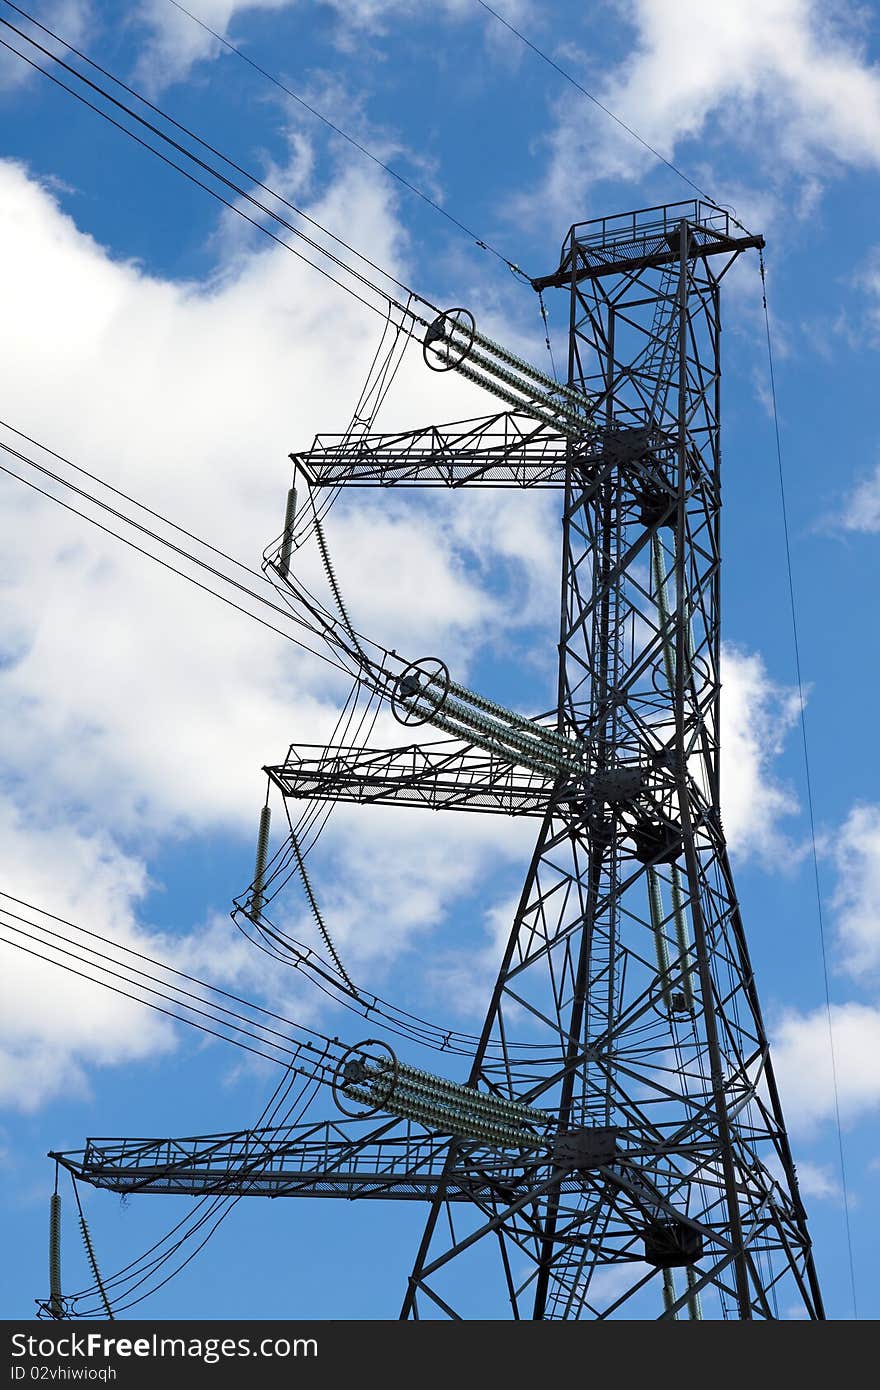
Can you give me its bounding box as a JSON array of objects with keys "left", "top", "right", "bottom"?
[
  {"left": 719, "top": 645, "right": 801, "bottom": 860},
  {"left": 865, "top": 248, "right": 880, "bottom": 340},
  {"left": 132, "top": 0, "right": 293, "bottom": 92},
  {"left": 424, "top": 889, "right": 520, "bottom": 1022},
  {"left": 0, "top": 805, "right": 173, "bottom": 1112},
  {"left": 0, "top": 150, "right": 565, "bottom": 1104},
  {"left": 523, "top": 0, "right": 880, "bottom": 223},
  {"left": 0, "top": 154, "right": 504, "bottom": 832},
  {"left": 771, "top": 1001, "right": 880, "bottom": 1132},
  {"left": 0, "top": 1, "right": 93, "bottom": 93},
  {"left": 0, "top": 134, "right": 814, "bottom": 1112}
]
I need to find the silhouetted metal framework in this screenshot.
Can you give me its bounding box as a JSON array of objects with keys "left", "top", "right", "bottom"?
[{"left": 56, "top": 202, "right": 823, "bottom": 1320}]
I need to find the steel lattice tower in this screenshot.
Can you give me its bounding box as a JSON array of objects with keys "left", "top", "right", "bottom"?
[{"left": 54, "top": 203, "right": 824, "bottom": 1320}]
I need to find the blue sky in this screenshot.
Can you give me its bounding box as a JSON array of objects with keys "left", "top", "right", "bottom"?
[{"left": 0, "top": 0, "right": 879, "bottom": 1321}]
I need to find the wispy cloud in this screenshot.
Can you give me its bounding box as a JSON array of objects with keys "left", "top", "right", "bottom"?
[
  {"left": 514, "top": 0, "right": 880, "bottom": 225},
  {"left": 831, "top": 803, "right": 880, "bottom": 978},
  {"left": 0, "top": 1, "right": 94, "bottom": 94},
  {"left": 830, "top": 461, "right": 880, "bottom": 533},
  {"left": 133, "top": 0, "right": 535, "bottom": 92}
]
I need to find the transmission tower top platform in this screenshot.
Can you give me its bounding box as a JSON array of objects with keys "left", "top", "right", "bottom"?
[{"left": 533, "top": 199, "right": 764, "bottom": 288}]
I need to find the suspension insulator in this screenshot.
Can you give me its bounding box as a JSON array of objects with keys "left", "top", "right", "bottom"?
[
  {"left": 278, "top": 484, "right": 298, "bottom": 578},
  {"left": 78, "top": 1215, "right": 114, "bottom": 1320},
  {"left": 48, "top": 1192, "right": 63, "bottom": 1320},
  {"left": 250, "top": 804, "right": 272, "bottom": 920},
  {"left": 333, "top": 1040, "right": 549, "bottom": 1147}
]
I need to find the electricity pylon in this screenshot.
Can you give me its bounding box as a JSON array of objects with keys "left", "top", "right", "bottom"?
[{"left": 54, "top": 202, "right": 824, "bottom": 1320}]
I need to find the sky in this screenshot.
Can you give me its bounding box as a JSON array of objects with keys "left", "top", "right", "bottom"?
[{"left": 0, "top": 0, "right": 878, "bottom": 1322}]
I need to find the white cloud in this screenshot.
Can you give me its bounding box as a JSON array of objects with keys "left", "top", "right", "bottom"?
[
  {"left": 295, "top": 809, "right": 534, "bottom": 979},
  {"left": 719, "top": 645, "right": 801, "bottom": 860},
  {"left": 0, "top": 805, "right": 174, "bottom": 1112},
  {"left": 772, "top": 1001, "right": 880, "bottom": 1132},
  {"left": 133, "top": 0, "right": 293, "bottom": 93},
  {"left": 425, "top": 889, "right": 520, "bottom": 1021},
  {"left": 0, "top": 139, "right": 815, "bottom": 1114},
  {"left": 864, "top": 249, "right": 880, "bottom": 343},
  {"left": 793, "top": 1159, "right": 841, "bottom": 1201},
  {"left": 525, "top": 0, "right": 880, "bottom": 222},
  {"left": 830, "top": 803, "right": 880, "bottom": 978},
  {"left": 0, "top": 154, "right": 503, "bottom": 837},
  {"left": 0, "top": 151, "right": 562, "bottom": 1105},
  {"left": 835, "top": 461, "right": 880, "bottom": 532}
]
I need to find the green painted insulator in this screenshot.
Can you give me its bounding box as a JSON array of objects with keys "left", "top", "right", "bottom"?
[
  {"left": 662, "top": 1268, "right": 679, "bottom": 1319},
  {"left": 278, "top": 485, "right": 298, "bottom": 578},
  {"left": 652, "top": 532, "right": 698, "bottom": 690},
  {"left": 670, "top": 864, "right": 695, "bottom": 1011},
  {"left": 647, "top": 867, "right": 672, "bottom": 1008},
  {"left": 394, "top": 1063, "right": 548, "bottom": 1127},
  {"left": 422, "top": 706, "right": 564, "bottom": 777},
  {"left": 449, "top": 714, "right": 568, "bottom": 769},
  {"left": 448, "top": 318, "right": 590, "bottom": 409},
  {"left": 341, "top": 1084, "right": 374, "bottom": 1104},
  {"left": 48, "top": 1192, "right": 63, "bottom": 1320},
  {"left": 441, "top": 679, "right": 571, "bottom": 749},
  {"left": 685, "top": 1266, "right": 703, "bottom": 1320},
  {"left": 444, "top": 356, "right": 586, "bottom": 438},
  {"left": 249, "top": 804, "right": 272, "bottom": 921},
  {"left": 652, "top": 533, "right": 676, "bottom": 693},
  {"left": 459, "top": 346, "right": 588, "bottom": 426}
]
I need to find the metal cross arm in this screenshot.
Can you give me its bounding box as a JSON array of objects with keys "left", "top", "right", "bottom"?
[
  {"left": 265, "top": 739, "right": 557, "bottom": 817},
  {"left": 49, "top": 1119, "right": 468, "bottom": 1202},
  {"left": 50, "top": 1123, "right": 716, "bottom": 1243},
  {"left": 294, "top": 411, "right": 572, "bottom": 488}
]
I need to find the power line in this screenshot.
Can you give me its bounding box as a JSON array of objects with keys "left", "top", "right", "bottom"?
[
  {"left": 0, "top": 891, "right": 336, "bottom": 1070},
  {"left": 0, "top": 928, "right": 298, "bottom": 1072},
  {"left": 0, "top": 10, "right": 429, "bottom": 329},
  {"left": 2, "top": 2, "right": 417, "bottom": 300},
  {"left": 0, "top": 417, "right": 276, "bottom": 590},
  {"left": 63, "top": 1065, "right": 321, "bottom": 1315},
  {"left": 0, "top": 432, "right": 351, "bottom": 677},
  {"left": 0, "top": 923, "right": 305, "bottom": 1072},
  {"left": 66, "top": 1078, "right": 324, "bottom": 1316},
  {"left": 0, "top": 417, "right": 407, "bottom": 692},
  {"left": 473, "top": 0, "right": 748, "bottom": 233},
  {"left": 758, "top": 251, "right": 859, "bottom": 1319},
  {"left": 163, "top": 0, "right": 530, "bottom": 280},
  {"left": 3, "top": 7, "right": 589, "bottom": 437}
]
